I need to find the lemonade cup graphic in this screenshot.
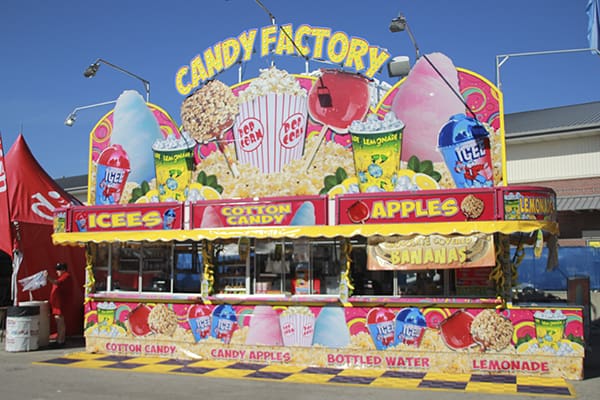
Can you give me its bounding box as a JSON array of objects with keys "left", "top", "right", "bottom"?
[
  {"left": 152, "top": 137, "right": 196, "bottom": 202},
  {"left": 534, "top": 309, "right": 567, "bottom": 350},
  {"left": 504, "top": 193, "right": 522, "bottom": 220},
  {"left": 349, "top": 124, "right": 403, "bottom": 193},
  {"left": 97, "top": 302, "right": 117, "bottom": 333}
]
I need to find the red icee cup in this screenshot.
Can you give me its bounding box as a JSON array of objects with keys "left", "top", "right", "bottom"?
[
  {"left": 233, "top": 93, "right": 307, "bottom": 174},
  {"left": 95, "top": 144, "right": 130, "bottom": 205}
]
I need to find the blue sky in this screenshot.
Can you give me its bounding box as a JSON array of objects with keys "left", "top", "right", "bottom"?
[{"left": 1, "top": 0, "right": 598, "bottom": 179}]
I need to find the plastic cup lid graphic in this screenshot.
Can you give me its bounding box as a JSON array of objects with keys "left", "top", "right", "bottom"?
[
  {"left": 213, "top": 304, "right": 237, "bottom": 321},
  {"left": 438, "top": 113, "right": 489, "bottom": 148},
  {"left": 395, "top": 307, "right": 426, "bottom": 327},
  {"left": 98, "top": 144, "right": 130, "bottom": 170},
  {"left": 367, "top": 308, "right": 395, "bottom": 325}
]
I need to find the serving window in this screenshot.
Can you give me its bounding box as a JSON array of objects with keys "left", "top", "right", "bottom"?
[
  {"left": 251, "top": 239, "right": 343, "bottom": 296},
  {"left": 93, "top": 243, "right": 175, "bottom": 293},
  {"left": 174, "top": 242, "right": 203, "bottom": 293},
  {"left": 89, "top": 233, "right": 496, "bottom": 298}
]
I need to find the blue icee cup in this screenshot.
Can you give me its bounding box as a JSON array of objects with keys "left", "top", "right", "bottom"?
[
  {"left": 210, "top": 304, "right": 238, "bottom": 344},
  {"left": 438, "top": 114, "right": 494, "bottom": 188},
  {"left": 395, "top": 307, "right": 427, "bottom": 346}
]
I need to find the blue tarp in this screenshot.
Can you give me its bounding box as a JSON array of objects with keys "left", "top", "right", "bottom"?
[{"left": 515, "top": 246, "right": 600, "bottom": 290}]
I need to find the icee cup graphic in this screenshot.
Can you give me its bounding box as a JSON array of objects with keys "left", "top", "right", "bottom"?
[
  {"left": 438, "top": 113, "right": 494, "bottom": 189},
  {"left": 233, "top": 67, "right": 308, "bottom": 174}
]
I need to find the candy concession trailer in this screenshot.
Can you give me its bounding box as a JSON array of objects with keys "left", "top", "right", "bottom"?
[
  {"left": 52, "top": 21, "right": 584, "bottom": 379},
  {"left": 52, "top": 185, "right": 585, "bottom": 379}
]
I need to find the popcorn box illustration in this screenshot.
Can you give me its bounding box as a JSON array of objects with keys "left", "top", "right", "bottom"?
[
  {"left": 279, "top": 306, "right": 315, "bottom": 347},
  {"left": 233, "top": 67, "right": 308, "bottom": 174}
]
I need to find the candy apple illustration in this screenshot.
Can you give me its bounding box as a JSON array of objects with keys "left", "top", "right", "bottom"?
[
  {"left": 438, "top": 310, "right": 476, "bottom": 350},
  {"left": 127, "top": 305, "right": 152, "bottom": 337},
  {"left": 304, "top": 69, "right": 370, "bottom": 171},
  {"left": 347, "top": 200, "right": 370, "bottom": 224}
]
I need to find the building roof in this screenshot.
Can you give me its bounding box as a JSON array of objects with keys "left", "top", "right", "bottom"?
[
  {"left": 557, "top": 195, "right": 600, "bottom": 211},
  {"left": 504, "top": 101, "right": 600, "bottom": 138},
  {"left": 54, "top": 174, "right": 88, "bottom": 190}
]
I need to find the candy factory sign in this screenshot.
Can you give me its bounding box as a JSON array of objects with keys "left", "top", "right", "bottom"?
[
  {"left": 175, "top": 24, "right": 391, "bottom": 95},
  {"left": 87, "top": 47, "right": 506, "bottom": 206}
]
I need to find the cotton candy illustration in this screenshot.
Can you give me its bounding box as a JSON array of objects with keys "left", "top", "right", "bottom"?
[
  {"left": 200, "top": 206, "right": 224, "bottom": 228},
  {"left": 390, "top": 53, "right": 465, "bottom": 163},
  {"left": 290, "top": 201, "right": 316, "bottom": 226},
  {"left": 110, "top": 90, "right": 163, "bottom": 183}
]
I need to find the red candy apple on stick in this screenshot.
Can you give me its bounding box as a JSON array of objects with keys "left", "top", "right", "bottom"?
[
  {"left": 347, "top": 200, "right": 370, "bottom": 224},
  {"left": 127, "top": 305, "right": 152, "bottom": 337},
  {"left": 304, "top": 69, "right": 371, "bottom": 172}
]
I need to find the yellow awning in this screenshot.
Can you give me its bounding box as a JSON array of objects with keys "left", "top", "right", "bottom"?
[{"left": 52, "top": 220, "right": 558, "bottom": 245}]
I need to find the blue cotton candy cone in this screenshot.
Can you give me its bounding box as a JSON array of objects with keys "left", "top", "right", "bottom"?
[
  {"left": 110, "top": 90, "right": 163, "bottom": 184},
  {"left": 290, "top": 201, "right": 316, "bottom": 226},
  {"left": 313, "top": 307, "right": 350, "bottom": 348}
]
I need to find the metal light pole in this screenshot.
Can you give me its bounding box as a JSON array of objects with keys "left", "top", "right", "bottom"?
[
  {"left": 64, "top": 100, "right": 117, "bottom": 127},
  {"left": 495, "top": 48, "right": 600, "bottom": 91},
  {"left": 83, "top": 58, "right": 150, "bottom": 102}
]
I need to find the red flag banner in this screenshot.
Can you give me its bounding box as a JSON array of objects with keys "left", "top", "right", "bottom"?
[{"left": 0, "top": 132, "right": 13, "bottom": 256}]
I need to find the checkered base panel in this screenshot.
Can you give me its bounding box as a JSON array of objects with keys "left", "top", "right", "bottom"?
[{"left": 34, "top": 352, "right": 575, "bottom": 398}]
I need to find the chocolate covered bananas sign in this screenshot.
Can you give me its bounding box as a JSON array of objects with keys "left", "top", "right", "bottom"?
[{"left": 366, "top": 234, "right": 495, "bottom": 271}]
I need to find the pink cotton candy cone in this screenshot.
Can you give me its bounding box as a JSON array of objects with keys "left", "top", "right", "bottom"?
[
  {"left": 200, "top": 206, "right": 224, "bottom": 228},
  {"left": 245, "top": 306, "right": 283, "bottom": 346},
  {"left": 391, "top": 52, "right": 465, "bottom": 163}
]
